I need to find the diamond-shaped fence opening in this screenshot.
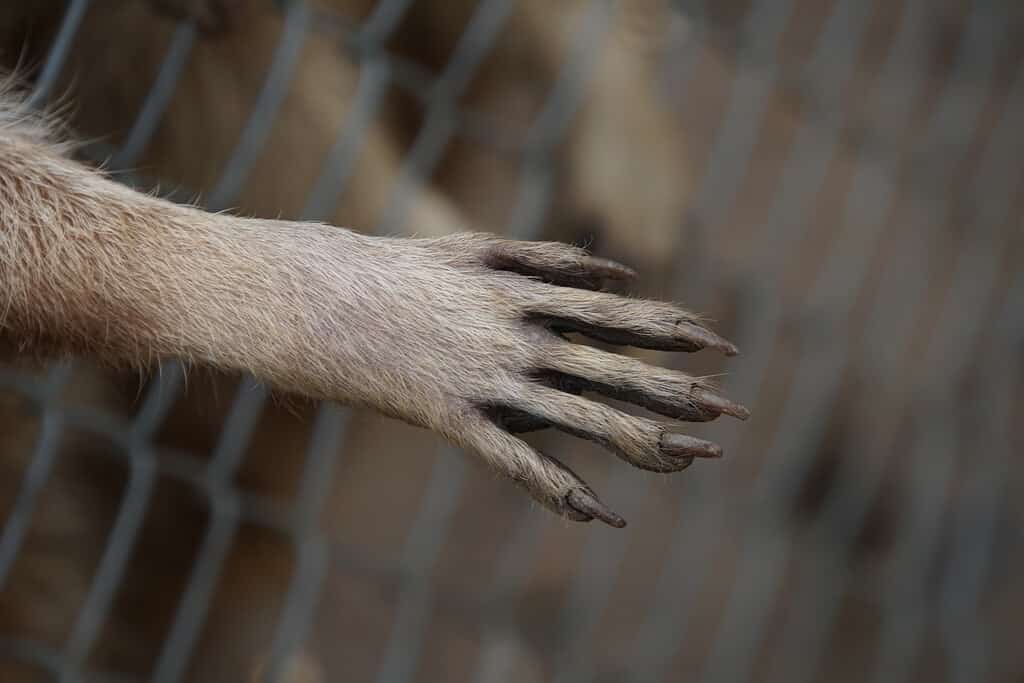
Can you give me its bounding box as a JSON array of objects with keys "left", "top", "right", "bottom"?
[{"left": 0, "top": 0, "right": 1021, "bottom": 681}]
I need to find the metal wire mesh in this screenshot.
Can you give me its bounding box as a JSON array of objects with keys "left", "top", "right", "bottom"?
[{"left": 0, "top": 0, "right": 1021, "bottom": 681}]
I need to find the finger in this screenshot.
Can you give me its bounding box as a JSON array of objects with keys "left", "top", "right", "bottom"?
[
  {"left": 488, "top": 371, "right": 592, "bottom": 433},
  {"left": 505, "top": 385, "right": 723, "bottom": 473},
  {"left": 483, "top": 238, "right": 637, "bottom": 290},
  {"left": 539, "top": 343, "right": 750, "bottom": 421},
  {"left": 519, "top": 285, "right": 739, "bottom": 355},
  {"left": 454, "top": 416, "right": 626, "bottom": 527}
]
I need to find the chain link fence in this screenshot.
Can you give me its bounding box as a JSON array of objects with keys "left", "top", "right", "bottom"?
[{"left": 0, "top": 0, "right": 1021, "bottom": 680}]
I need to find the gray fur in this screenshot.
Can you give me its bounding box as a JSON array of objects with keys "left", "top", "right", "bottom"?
[{"left": 0, "top": 81, "right": 746, "bottom": 527}]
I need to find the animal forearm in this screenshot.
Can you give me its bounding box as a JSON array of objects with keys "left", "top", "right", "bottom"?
[{"left": 0, "top": 118, "right": 361, "bottom": 391}]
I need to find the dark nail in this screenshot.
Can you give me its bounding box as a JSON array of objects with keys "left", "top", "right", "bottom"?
[
  {"left": 661, "top": 432, "right": 723, "bottom": 459},
  {"left": 585, "top": 256, "right": 638, "bottom": 281},
  {"left": 676, "top": 322, "right": 740, "bottom": 356},
  {"left": 566, "top": 489, "right": 627, "bottom": 528},
  {"left": 563, "top": 505, "right": 594, "bottom": 522},
  {"left": 691, "top": 388, "right": 750, "bottom": 420}
]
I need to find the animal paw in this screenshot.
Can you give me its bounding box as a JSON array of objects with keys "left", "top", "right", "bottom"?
[{"left": 323, "top": 232, "right": 749, "bottom": 528}]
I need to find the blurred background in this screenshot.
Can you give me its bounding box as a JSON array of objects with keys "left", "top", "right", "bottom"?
[{"left": 0, "top": 0, "right": 1021, "bottom": 681}]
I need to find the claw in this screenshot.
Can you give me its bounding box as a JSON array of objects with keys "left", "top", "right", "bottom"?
[
  {"left": 691, "top": 387, "right": 750, "bottom": 420},
  {"left": 676, "top": 321, "right": 740, "bottom": 356},
  {"left": 566, "top": 488, "right": 627, "bottom": 528},
  {"left": 581, "top": 256, "right": 638, "bottom": 281},
  {"left": 661, "top": 432, "right": 723, "bottom": 459}
]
